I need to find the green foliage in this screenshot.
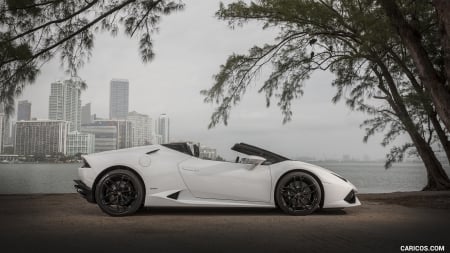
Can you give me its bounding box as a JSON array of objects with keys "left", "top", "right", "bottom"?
[
  {"left": 203, "top": 0, "right": 394, "bottom": 128},
  {"left": 0, "top": 0, "right": 184, "bottom": 116},
  {"left": 203, "top": 0, "right": 447, "bottom": 166},
  {"left": 385, "top": 143, "right": 414, "bottom": 169}
]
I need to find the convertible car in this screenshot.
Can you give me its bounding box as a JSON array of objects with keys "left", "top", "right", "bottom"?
[{"left": 74, "top": 142, "right": 360, "bottom": 216}]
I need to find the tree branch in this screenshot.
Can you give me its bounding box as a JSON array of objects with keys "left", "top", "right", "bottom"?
[
  {"left": 5, "top": 0, "right": 136, "bottom": 66},
  {"left": 6, "top": 0, "right": 100, "bottom": 43}
]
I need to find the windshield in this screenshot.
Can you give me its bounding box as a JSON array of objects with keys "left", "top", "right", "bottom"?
[{"left": 231, "top": 143, "right": 290, "bottom": 164}]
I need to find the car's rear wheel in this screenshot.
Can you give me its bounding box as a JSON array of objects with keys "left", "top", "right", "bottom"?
[
  {"left": 275, "top": 171, "right": 322, "bottom": 216},
  {"left": 95, "top": 169, "right": 144, "bottom": 216}
]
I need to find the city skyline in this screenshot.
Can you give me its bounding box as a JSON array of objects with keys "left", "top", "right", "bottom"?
[
  {"left": 9, "top": 0, "right": 407, "bottom": 161},
  {"left": 3, "top": 74, "right": 400, "bottom": 161},
  {"left": 6, "top": 77, "right": 399, "bottom": 161},
  {"left": 0, "top": 76, "right": 173, "bottom": 157}
]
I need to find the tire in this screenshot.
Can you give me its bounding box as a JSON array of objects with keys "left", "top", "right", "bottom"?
[
  {"left": 275, "top": 171, "right": 322, "bottom": 216},
  {"left": 95, "top": 169, "right": 145, "bottom": 216}
]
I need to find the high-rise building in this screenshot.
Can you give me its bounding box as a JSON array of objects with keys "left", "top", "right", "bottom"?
[
  {"left": 0, "top": 104, "right": 11, "bottom": 153},
  {"left": 67, "top": 131, "right": 95, "bottom": 156},
  {"left": 2, "top": 118, "right": 11, "bottom": 146},
  {"left": 200, "top": 145, "right": 217, "bottom": 160},
  {"left": 10, "top": 121, "right": 16, "bottom": 149},
  {"left": 17, "top": 100, "right": 31, "bottom": 121},
  {"left": 81, "top": 103, "right": 91, "bottom": 125},
  {"left": 127, "top": 111, "right": 152, "bottom": 147},
  {"left": 81, "top": 120, "right": 132, "bottom": 152},
  {"left": 81, "top": 123, "right": 117, "bottom": 152},
  {"left": 153, "top": 134, "right": 162, "bottom": 145},
  {"left": 109, "top": 79, "right": 129, "bottom": 120},
  {"left": 14, "top": 120, "right": 69, "bottom": 155},
  {"left": 0, "top": 104, "right": 5, "bottom": 153},
  {"left": 48, "top": 79, "right": 82, "bottom": 132},
  {"left": 157, "top": 114, "right": 170, "bottom": 144}
]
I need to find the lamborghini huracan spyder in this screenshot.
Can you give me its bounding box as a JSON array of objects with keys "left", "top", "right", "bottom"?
[{"left": 74, "top": 142, "right": 360, "bottom": 216}]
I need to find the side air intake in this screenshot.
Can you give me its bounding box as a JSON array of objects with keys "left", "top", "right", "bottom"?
[{"left": 167, "top": 191, "right": 180, "bottom": 200}]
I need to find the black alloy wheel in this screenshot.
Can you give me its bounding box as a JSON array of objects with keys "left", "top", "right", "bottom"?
[
  {"left": 275, "top": 171, "right": 322, "bottom": 216},
  {"left": 95, "top": 169, "right": 144, "bottom": 216}
]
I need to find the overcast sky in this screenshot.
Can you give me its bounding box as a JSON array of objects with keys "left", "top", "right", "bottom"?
[{"left": 15, "top": 0, "right": 407, "bottom": 160}]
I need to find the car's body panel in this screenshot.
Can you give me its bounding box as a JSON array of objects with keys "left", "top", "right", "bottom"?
[
  {"left": 76, "top": 143, "right": 360, "bottom": 209},
  {"left": 179, "top": 158, "right": 272, "bottom": 202}
]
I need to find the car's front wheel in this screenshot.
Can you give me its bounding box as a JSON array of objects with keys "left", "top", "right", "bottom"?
[
  {"left": 95, "top": 169, "right": 145, "bottom": 216},
  {"left": 275, "top": 171, "right": 322, "bottom": 216}
]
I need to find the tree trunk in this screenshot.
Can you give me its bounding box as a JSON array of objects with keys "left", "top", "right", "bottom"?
[
  {"left": 429, "top": 114, "right": 450, "bottom": 165},
  {"left": 374, "top": 60, "right": 450, "bottom": 190},
  {"left": 387, "top": 49, "right": 450, "bottom": 164},
  {"left": 433, "top": 0, "right": 450, "bottom": 83},
  {"left": 378, "top": 0, "right": 450, "bottom": 132},
  {"left": 408, "top": 128, "right": 450, "bottom": 190}
]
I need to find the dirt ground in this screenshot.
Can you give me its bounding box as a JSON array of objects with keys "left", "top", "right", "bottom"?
[{"left": 0, "top": 192, "right": 449, "bottom": 253}]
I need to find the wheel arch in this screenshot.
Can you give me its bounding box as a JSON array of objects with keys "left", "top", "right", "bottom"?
[
  {"left": 274, "top": 169, "right": 325, "bottom": 208},
  {"left": 92, "top": 165, "right": 146, "bottom": 203}
]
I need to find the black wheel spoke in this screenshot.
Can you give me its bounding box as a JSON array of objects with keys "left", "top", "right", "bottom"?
[
  {"left": 278, "top": 173, "right": 321, "bottom": 215},
  {"left": 99, "top": 173, "right": 140, "bottom": 215}
]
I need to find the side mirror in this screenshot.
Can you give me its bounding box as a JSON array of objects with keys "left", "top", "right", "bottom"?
[{"left": 246, "top": 155, "right": 266, "bottom": 166}]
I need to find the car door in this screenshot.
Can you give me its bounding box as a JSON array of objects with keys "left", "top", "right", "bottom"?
[{"left": 178, "top": 158, "right": 272, "bottom": 203}]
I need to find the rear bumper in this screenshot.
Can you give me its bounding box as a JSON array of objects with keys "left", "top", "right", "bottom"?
[{"left": 74, "top": 180, "right": 95, "bottom": 203}]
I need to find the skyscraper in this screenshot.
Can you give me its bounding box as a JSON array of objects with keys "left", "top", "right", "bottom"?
[
  {"left": 2, "top": 118, "right": 11, "bottom": 147},
  {"left": 81, "top": 120, "right": 132, "bottom": 152},
  {"left": 157, "top": 113, "right": 170, "bottom": 144},
  {"left": 17, "top": 100, "right": 31, "bottom": 121},
  {"left": 0, "top": 104, "right": 5, "bottom": 153},
  {"left": 14, "top": 120, "right": 69, "bottom": 155},
  {"left": 67, "top": 131, "right": 95, "bottom": 156},
  {"left": 81, "top": 103, "right": 91, "bottom": 125},
  {"left": 109, "top": 79, "right": 129, "bottom": 120},
  {"left": 81, "top": 122, "right": 117, "bottom": 152},
  {"left": 127, "top": 111, "right": 153, "bottom": 146},
  {"left": 48, "top": 79, "right": 82, "bottom": 132}
]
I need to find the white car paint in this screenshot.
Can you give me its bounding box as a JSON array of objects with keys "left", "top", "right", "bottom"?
[{"left": 77, "top": 144, "right": 361, "bottom": 209}]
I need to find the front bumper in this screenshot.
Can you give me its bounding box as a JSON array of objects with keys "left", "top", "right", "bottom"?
[
  {"left": 322, "top": 181, "right": 361, "bottom": 208},
  {"left": 74, "top": 180, "right": 95, "bottom": 203}
]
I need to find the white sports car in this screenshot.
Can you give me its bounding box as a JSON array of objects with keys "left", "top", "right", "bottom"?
[{"left": 74, "top": 142, "right": 360, "bottom": 216}]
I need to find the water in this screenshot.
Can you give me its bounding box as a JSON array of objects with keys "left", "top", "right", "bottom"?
[
  {"left": 314, "top": 161, "right": 450, "bottom": 193},
  {"left": 0, "top": 163, "right": 80, "bottom": 194},
  {"left": 0, "top": 162, "right": 449, "bottom": 194}
]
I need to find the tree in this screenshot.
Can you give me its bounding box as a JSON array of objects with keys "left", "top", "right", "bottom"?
[
  {"left": 74, "top": 152, "right": 83, "bottom": 160},
  {"left": 0, "top": 0, "right": 184, "bottom": 115},
  {"left": 32, "top": 152, "right": 45, "bottom": 162},
  {"left": 202, "top": 0, "right": 450, "bottom": 190},
  {"left": 378, "top": 0, "right": 450, "bottom": 132}
]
